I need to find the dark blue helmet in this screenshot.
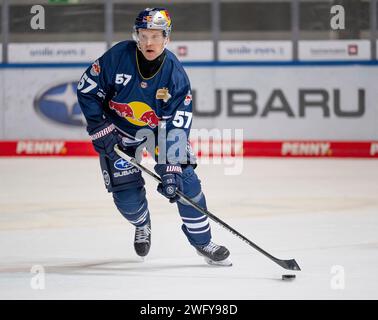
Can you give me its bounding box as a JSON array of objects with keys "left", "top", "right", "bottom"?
[{"left": 134, "top": 8, "right": 172, "bottom": 37}]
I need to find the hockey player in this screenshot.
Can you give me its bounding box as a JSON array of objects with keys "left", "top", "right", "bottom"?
[{"left": 77, "top": 8, "right": 231, "bottom": 266}]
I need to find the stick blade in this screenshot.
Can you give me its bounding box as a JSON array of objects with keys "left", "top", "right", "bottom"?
[{"left": 275, "top": 258, "right": 301, "bottom": 271}]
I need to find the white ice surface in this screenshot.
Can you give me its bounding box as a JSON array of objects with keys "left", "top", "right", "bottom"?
[{"left": 0, "top": 157, "right": 377, "bottom": 300}]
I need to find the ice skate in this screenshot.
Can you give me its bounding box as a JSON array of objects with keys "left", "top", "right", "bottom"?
[
  {"left": 134, "top": 221, "right": 151, "bottom": 257},
  {"left": 195, "top": 241, "right": 232, "bottom": 266}
]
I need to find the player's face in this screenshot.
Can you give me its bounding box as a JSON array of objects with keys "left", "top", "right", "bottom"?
[{"left": 137, "top": 29, "right": 168, "bottom": 61}]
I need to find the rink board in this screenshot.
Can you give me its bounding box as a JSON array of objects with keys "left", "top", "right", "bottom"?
[
  {"left": 0, "top": 64, "right": 377, "bottom": 158},
  {"left": 0, "top": 140, "right": 377, "bottom": 157}
]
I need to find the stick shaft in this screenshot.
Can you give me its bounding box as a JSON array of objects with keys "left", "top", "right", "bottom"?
[{"left": 114, "top": 145, "right": 301, "bottom": 271}]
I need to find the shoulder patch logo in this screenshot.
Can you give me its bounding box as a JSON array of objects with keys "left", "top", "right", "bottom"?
[
  {"left": 90, "top": 60, "right": 101, "bottom": 76},
  {"left": 184, "top": 90, "right": 192, "bottom": 106},
  {"left": 156, "top": 87, "right": 172, "bottom": 103}
]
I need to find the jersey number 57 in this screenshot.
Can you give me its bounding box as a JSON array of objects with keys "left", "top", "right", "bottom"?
[
  {"left": 77, "top": 73, "right": 97, "bottom": 93},
  {"left": 172, "top": 111, "right": 192, "bottom": 128}
]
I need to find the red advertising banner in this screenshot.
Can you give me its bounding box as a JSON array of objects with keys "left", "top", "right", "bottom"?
[{"left": 1, "top": 140, "right": 378, "bottom": 158}]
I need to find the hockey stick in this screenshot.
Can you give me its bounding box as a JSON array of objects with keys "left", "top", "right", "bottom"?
[{"left": 114, "top": 144, "right": 301, "bottom": 271}]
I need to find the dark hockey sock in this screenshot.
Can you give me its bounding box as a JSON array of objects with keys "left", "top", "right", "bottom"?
[
  {"left": 177, "top": 166, "right": 211, "bottom": 246},
  {"left": 113, "top": 187, "right": 151, "bottom": 227}
]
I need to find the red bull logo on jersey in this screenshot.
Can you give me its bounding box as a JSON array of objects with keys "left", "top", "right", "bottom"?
[
  {"left": 109, "top": 100, "right": 159, "bottom": 129},
  {"left": 139, "top": 110, "right": 159, "bottom": 128},
  {"left": 109, "top": 100, "right": 135, "bottom": 119}
]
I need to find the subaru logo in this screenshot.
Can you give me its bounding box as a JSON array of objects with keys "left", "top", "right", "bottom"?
[
  {"left": 114, "top": 158, "right": 133, "bottom": 171},
  {"left": 34, "top": 81, "right": 86, "bottom": 127}
]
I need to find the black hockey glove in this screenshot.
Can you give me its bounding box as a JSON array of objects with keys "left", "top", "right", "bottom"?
[
  {"left": 89, "top": 120, "right": 122, "bottom": 160},
  {"left": 154, "top": 164, "right": 183, "bottom": 203}
]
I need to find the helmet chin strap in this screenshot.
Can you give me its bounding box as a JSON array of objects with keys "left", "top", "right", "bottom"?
[
  {"left": 132, "top": 31, "right": 141, "bottom": 50},
  {"left": 163, "top": 36, "right": 169, "bottom": 48}
]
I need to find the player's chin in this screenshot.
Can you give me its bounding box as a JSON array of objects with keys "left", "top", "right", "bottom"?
[{"left": 144, "top": 50, "right": 157, "bottom": 61}]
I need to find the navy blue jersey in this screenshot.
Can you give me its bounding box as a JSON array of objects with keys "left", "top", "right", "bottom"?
[{"left": 77, "top": 41, "right": 194, "bottom": 163}]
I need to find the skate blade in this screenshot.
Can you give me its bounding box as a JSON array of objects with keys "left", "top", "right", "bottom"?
[{"left": 204, "top": 257, "right": 233, "bottom": 267}]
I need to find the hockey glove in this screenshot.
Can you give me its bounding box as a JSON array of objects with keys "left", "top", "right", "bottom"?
[
  {"left": 154, "top": 164, "right": 183, "bottom": 203},
  {"left": 89, "top": 120, "right": 122, "bottom": 160}
]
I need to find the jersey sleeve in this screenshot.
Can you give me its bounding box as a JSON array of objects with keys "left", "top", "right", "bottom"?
[
  {"left": 76, "top": 49, "right": 116, "bottom": 132},
  {"left": 159, "top": 70, "right": 194, "bottom": 165}
]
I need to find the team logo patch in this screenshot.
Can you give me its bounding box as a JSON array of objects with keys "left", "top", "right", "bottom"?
[
  {"left": 103, "top": 170, "right": 110, "bottom": 186},
  {"left": 156, "top": 87, "right": 171, "bottom": 103},
  {"left": 184, "top": 91, "right": 192, "bottom": 106},
  {"left": 90, "top": 60, "right": 101, "bottom": 76},
  {"left": 108, "top": 100, "right": 160, "bottom": 129},
  {"left": 114, "top": 158, "right": 134, "bottom": 171}
]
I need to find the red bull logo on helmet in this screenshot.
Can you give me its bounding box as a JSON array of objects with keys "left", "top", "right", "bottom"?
[{"left": 108, "top": 100, "right": 159, "bottom": 129}]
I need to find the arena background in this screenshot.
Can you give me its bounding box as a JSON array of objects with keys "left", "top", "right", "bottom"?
[{"left": 0, "top": 0, "right": 377, "bottom": 157}]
